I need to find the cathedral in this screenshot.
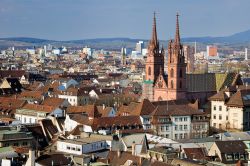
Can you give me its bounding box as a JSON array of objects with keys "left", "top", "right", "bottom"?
[{"left": 142, "top": 13, "right": 242, "bottom": 102}]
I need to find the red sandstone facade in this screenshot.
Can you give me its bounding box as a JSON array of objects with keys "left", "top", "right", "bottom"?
[{"left": 143, "top": 13, "right": 186, "bottom": 101}]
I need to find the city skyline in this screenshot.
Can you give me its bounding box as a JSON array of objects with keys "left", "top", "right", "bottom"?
[{"left": 0, "top": 0, "right": 250, "bottom": 40}]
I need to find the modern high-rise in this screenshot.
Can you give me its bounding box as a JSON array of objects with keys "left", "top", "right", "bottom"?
[{"left": 136, "top": 41, "right": 144, "bottom": 54}]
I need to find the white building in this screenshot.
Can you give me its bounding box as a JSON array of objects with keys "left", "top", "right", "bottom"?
[
  {"left": 57, "top": 138, "right": 108, "bottom": 155},
  {"left": 15, "top": 104, "right": 64, "bottom": 124}
]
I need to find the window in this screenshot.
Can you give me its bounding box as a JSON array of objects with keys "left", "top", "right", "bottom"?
[
  {"left": 213, "top": 106, "right": 216, "bottom": 111},
  {"left": 219, "top": 106, "right": 222, "bottom": 111},
  {"left": 165, "top": 134, "right": 169, "bottom": 138},
  {"left": 148, "top": 67, "right": 151, "bottom": 76},
  {"left": 180, "top": 134, "right": 183, "bottom": 139},
  {"left": 184, "top": 117, "right": 187, "bottom": 121},
  {"left": 170, "top": 68, "right": 174, "bottom": 77},
  {"left": 67, "top": 146, "right": 70, "bottom": 150},
  {"left": 184, "top": 133, "right": 187, "bottom": 139},
  {"left": 175, "top": 118, "right": 178, "bottom": 122},
  {"left": 213, "top": 123, "right": 216, "bottom": 127},
  {"left": 77, "top": 148, "right": 81, "bottom": 151},
  {"left": 179, "top": 69, "right": 183, "bottom": 78},
  {"left": 179, "top": 118, "right": 183, "bottom": 122},
  {"left": 213, "top": 115, "right": 216, "bottom": 119},
  {"left": 13, "top": 143, "right": 18, "bottom": 146},
  {"left": 226, "top": 154, "right": 233, "bottom": 161},
  {"left": 179, "top": 125, "right": 183, "bottom": 131},
  {"left": 161, "top": 126, "right": 164, "bottom": 131},
  {"left": 184, "top": 125, "right": 187, "bottom": 130},
  {"left": 166, "top": 125, "right": 169, "bottom": 131},
  {"left": 175, "top": 134, "right": 178, "bottom": 140},
  {"left": 23, "top": 142, "right": 28, "bottom": 146},
  {"left": 171, "top": 80, "right": 174, "bottom": 89},
  {"left": 71, "top": 147, "right": 76, "bottom": 151},
  {"left": 175, "top": 125, "right": 178, "bottom": 130},
  {"left": 219, "top": 115, "right": 222, "bottom": 120}
]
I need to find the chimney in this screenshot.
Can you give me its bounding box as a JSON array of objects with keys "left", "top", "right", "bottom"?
[
  {"left": 132, "top": 141, "right": 136, "bottom": 156},
  {"left": 117, "top": 149, "right": 121, "bottom": 158},
  {"left": 179, "top": 145, "right": 182, "bottom": 159},
  {"left": 25, "top": 149, "right": 35, "bottom": 166}
]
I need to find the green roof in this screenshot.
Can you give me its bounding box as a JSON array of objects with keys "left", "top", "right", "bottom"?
[
  {"left": 143, "top": 80, "right": 154, "bottom": 84},
  {"left": 0, "top": 147, "right": 14, "bottom": 153},
  {"left": 90, "top": 162, "right": 108, "bottom": 166},
  {"left": 186, "top": 73, "right": 239, "bottom": 92}
]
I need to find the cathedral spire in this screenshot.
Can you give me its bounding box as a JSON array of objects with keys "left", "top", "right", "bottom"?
[
  {"left": 151, "top": 12, "right": 158, "bottom": 47},
  {"left": 175, "top": 13, "right": 180, "bottom": 45}
]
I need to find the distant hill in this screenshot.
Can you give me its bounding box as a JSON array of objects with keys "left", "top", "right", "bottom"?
[
  {"left": 1, "top": 29, "right": 250, "bottom": 49},
  {"left": 182, "top": 29, "right": 250, "bottom": 44}
]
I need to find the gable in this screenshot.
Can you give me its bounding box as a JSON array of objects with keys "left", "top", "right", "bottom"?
[{"left": 0, "top": 79, "right": 11, "bottom": 89}]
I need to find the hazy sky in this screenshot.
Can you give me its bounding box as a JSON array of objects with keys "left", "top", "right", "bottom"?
[{"left": 0, "top": 0, "right": 250, "bottom": 40}]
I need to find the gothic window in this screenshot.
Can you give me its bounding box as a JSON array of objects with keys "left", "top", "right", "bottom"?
[
  {"left": 179, "top": 81, "right": 182, "bottom": 89},
  {"left": 170, "top": 68, "right": 174, "bottom": 77},
  {"left": 179, "top": 69, "right": 183, "bottom": 78},
  {"left": 171, "top": 80, "right": 174, "bottom": 89},
  {"left": 148, "top": 67, "right": 151, "bottom": 76}
]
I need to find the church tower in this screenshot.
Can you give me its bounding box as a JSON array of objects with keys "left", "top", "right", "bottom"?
[
  {"left": 167, "top": 13, "right": 187, "bottom": 100},
  {"left": 145, "top": 13, "right": 164, "bottom": 82},
  {"left": 142, "top": 13, "right": 165, "bottom": 101}
]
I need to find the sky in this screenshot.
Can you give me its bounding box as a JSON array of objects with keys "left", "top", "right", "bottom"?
[{"left": 0, "top": 0, "right": 250, "bottom": 41}]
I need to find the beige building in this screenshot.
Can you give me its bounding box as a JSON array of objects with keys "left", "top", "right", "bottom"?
[{"left": 210, "top": 87, "right": 250, "bottom": 131}]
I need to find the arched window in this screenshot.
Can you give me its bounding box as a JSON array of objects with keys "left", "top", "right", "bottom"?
[
  {"left": 148, "top": 67, "right": 151, "bottom": 76},
  {"left": 170, "top": 68, "right": 174, "bottom": 78},
  {"left": 179, "top": 69, "right": 183, "bottom": 78},
  {"left": 179, "top": 81, "right": 182, "bottom": 89},
  {"left": 171, "top": 80, "right": 174, "bottom": 89}
]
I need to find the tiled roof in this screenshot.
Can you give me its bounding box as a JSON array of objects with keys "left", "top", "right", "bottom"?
[
  {"left": 18, "top": 90, "right": 44, "bottom": 100},
  {"left": 215, "top": 140, "right": 247, "bottom": 153},
  {"left": 92, "top": 116, "right": 142, "bottom": 130},
  {"left": 22, "top": 104, "right": 56, "bottom": 113},
  {"left": 97, "top": 106, "right": 114, "bottom": 117},
  {"left": 209, "top": 91, "right": 228, "bottom": 101},
  {"left": 41, "top": 97, "right": 65, "bottom": 107},
  {"left": 35, "top": 154, "right": 71, "bottom": 166},
  {"left": 186, "top": 73, "right": 241, "bottom": 92},
  {"left": 226, "top": 89, "right": 250, "bottom": 107},
  {"left": 151, "top": 104, "right": 203, "bottom": 117},
  {"left": 183, "top": 148, "right": 207, "bottom": 160},
  {"left": 69, "top": 114, "right": 93, "bottom": 125},
  {"left": 67, "top": 105, "right": 100, "bottom": 118},
  {"left": 0, "top": 70, "right": 25, "bottom": 79},
  {"left": 107, "top": 151, "right": 143, "bottom": 166}
]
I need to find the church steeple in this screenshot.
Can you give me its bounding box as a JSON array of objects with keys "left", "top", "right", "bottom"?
[
  {"left": 175, "top": 13, "right": 180, "bottom": 45},
  {"left": 151, "top": 12, "right": 158, "bottom": 47},
  {"left": 167, "top": 12, "right": 187, "bottom": 100}
]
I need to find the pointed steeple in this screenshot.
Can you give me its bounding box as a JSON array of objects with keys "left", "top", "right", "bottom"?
[
  {"left": 151, "top": 12, "right": 158, "bottom": 47},
  {"left": 175, "top": 12, "right": 180, "bottom": 45}
]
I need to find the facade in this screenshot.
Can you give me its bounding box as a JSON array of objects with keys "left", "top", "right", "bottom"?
[
  {"left": 0, "top": 127, "right": 33, "bottom": 147},
  {"left": 15, "top": 104, "right": 64, "bottom": 124},
  {"left": 118, "top": 99, "right": 209, "bottom": 140},
  {"left": 141, "top": 13, "right": 188, "bottom": 101},
  {"left": 57, "top": 138, "right": 108, "bottom": 155},
  {"left": 183, "top": 45, "right": 195, "bottom": 73},
  {"left": 207, "top": 45, "right": 218, "bottom": 57}
]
